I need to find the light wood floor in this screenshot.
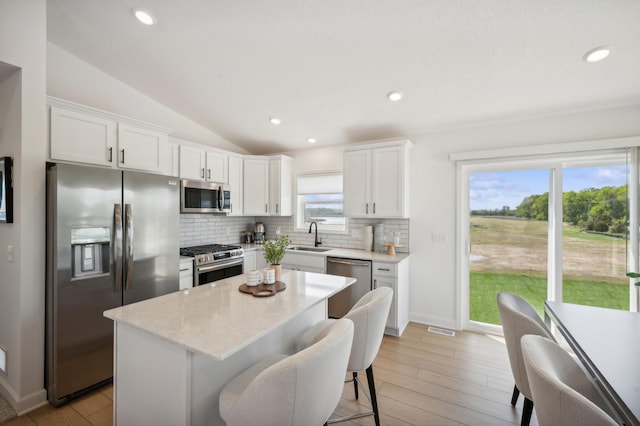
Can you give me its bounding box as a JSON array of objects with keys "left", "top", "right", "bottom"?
[{"left": 2, "top": 322, "right": 537, "bottom": 425}]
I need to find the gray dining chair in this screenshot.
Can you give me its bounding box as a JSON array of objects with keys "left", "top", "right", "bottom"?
[
  {"left": 299, "top": 286, "right": 393, "bottom": 426},
  {"left": 521, "top": 335, "right": 618, "bottom": 426},
  {"left": 218, "top": 318, "right": 354, "bottom": 426},
  {"left": 497, "top": 292, "right": 554, "bottom": 426}
]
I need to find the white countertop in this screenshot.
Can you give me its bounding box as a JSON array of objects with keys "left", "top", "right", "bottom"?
[
  {"left": 104, "top": 270, "right": 355, "bottom": 361},
  {"left": 240, "top": 244, "right": 410, "bottom": 263}
]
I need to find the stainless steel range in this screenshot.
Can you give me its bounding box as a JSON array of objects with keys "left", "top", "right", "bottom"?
[{"left": 180, "top": 244, "right": 244, "bottom": 286}]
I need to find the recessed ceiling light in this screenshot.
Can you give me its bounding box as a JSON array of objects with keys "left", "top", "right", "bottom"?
[
  {"left": 133, "top": 9, "right": 156, "bottom": 26},
  {"left": 583, "top": 46, "right": 610, "bottom": 63},
  {"left": 269, "top": 117, "right": 281, "bottom": 125},
  {"left": 307, "top": 138, "right": 317, "bottom": 144},
  {"left": 387, "top": 91, "right": 403, "bottom": 102}
]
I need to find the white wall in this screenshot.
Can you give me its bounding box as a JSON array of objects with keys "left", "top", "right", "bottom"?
[
  {"left": 0, "top": 0, "right": 48, "bottom": 413},
  {"left": 47, "top": 43, "right": 248, "bottom": 155},
  {"left": 409, "top": 105, "right": 640, "bottom": 329},
  {"left": 285, "top": 105, "right": 640, "bottom": 329}
]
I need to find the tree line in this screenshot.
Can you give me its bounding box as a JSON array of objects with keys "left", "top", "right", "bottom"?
[{"left": 472, "top": 185, "right": 628, "bottom": 234}]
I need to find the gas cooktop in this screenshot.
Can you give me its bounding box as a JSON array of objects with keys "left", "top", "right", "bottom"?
[{"left": 180, "top": 244, "right": 244, "bottom": 265}]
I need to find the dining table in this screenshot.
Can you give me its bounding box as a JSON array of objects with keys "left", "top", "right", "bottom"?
[{"left": 544, "top": 300, "right": 640, "bottom": 426}]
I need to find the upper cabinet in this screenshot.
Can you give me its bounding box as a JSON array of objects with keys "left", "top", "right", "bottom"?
[
  {"left": 179, "top": 145, "right": 205, "bottom": 180},
  {"left": 269, "top": 155, "right": 293, "bottom": 216},
  {"left": 243, "top": 155, "right": 293, "bottom": 216},
  {"left": 165, "top": 141, "right": 180, "bottom": 177},
  {"left": 179, "top": 145, "right": 228, "bottom": 183},
  {"left": 343, "top": 140, "right": 412, "bottom": 218},
  {"left": 227, "top": 155, "right": 243, "bottom": 216},
  {"left": 50, "top": 106, "right": 118, "bottom": 168},
  {"left": 206, "top": 151, "right": 228, "bottom": 183},
  {"left": 49, "top": 98, "right": 171, "bottom": 175},
  {"left": 117, "top": 123, "right": 168, "bottom": 173},
  {"left": 243, "top": 157, "right": 270, "bottom": 215}
]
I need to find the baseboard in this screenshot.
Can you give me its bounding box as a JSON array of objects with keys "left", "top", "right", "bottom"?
[
  {"left": 409, "top": 313, "right": 458, "bottom": 330},
  {"left": 0, "top": 376, "right": 47, "bottom": 415}
]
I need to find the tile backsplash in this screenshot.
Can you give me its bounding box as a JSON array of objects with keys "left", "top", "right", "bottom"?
[
  {"left": 179, "top": 215, "right": 256, "bottom": 247},
  {"left": 180, "top": 214, "right": 410, "bottom": 253}
]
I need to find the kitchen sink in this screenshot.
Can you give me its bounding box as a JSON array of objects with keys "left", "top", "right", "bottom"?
[{"left": 288, "top": 246, "right": 331, "bottom": 253}]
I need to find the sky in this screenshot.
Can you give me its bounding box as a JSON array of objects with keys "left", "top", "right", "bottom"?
[{"left": 469, "top": 165, "right": 628, "bottom": 211}]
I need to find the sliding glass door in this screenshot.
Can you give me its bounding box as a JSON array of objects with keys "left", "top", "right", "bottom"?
[
  {"left": 459, "top": 150, "right": 634, "bottom": 332},
  {"left": 468, "top": 169, "right": 550, "bottom": 326},
  {"left": 562, "top": 164, "right": 629, "bottom": 310}
]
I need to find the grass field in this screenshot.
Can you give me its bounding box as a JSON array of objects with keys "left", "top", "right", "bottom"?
[
  {"left": 470, "top": 272, "right": 629, "bottom": 325},
  {"left": 469, "top": 217, "right": 630, "bottom": 325}
]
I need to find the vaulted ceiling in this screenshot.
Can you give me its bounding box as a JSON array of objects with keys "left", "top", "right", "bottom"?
[{"left": 47, "top": 0, "right": 640, "bottom": 154}]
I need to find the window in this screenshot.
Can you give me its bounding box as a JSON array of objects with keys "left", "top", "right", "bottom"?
[{"left": 296, "top": 173, "right": 347, "bottom": 233}]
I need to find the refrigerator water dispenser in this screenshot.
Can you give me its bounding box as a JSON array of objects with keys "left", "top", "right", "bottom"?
[{"left": 71, "top": 227, "right": 110, "bottom": 278}]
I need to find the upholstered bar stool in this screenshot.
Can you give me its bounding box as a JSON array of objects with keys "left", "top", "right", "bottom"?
[
  {"left": 497, "top": 292, "right": 554, "bottom": 426},
  {"left": 521, "top": 335, "right": 618, "bottom": 426},
  {"left": 300, "top": 287, "right": 393, "bottom": 426},
  {"left": 218, "top": 318, "right": 354, "bottom": 426}
]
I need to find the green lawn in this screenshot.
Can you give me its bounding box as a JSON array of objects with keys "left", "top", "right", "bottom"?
[{"left": 470, "top": 271, "right": 630, "bottom": 325}]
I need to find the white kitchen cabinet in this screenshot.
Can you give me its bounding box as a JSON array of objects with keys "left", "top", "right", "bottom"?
[
  {"left": 179, "top": 258, "right": 194, "bottom": 290},
  {"left": 281, "top": 252, "right": 326, "bottom": 273},
  {"left": 227, "top": 155, "right": 243, "bottom": 215},
  {"left": 166, "top": 141, "right": 180, "bottom": 177},
  {"left": 49, "top": 99, "right": 172, "bottom": 175},
  {"left": 117, "top": 123, "right": 168, "bottom": 173},
  {"left": 269, "top": 155, "right": 293, "bottom": 216},
  {"left": 50, "top": 106, "right": 118, "bottom": 168},
  {"left": 179, "top": 145, "right": 206, "bottom": 180},
  {"left": 243, "top": 250, "right": 257, "bottom": 271},
  {"left": 255, "top": 248, "right": 269, "bottom": 270},
  {"left": 243, "top": 155, "right": 293, "bottom": 216},
  {"left": 206, "top": 151, "right": 228, "bottom": 183},
  {"left": 373, "top": 258, "right": 409, "bottom": 336},
  {"left": 243, "top": 157, "right": 270, "bottom": 215},
  {"left": 179, "top": 146, "right": 228, "bottom": 183},
  {"left": 343, "top": 140, "right": 411, "bottom": 218}
]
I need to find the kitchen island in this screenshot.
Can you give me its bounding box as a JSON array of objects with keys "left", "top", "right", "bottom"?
[{"left": 104, "top": 269, "right": 356, "bottom": 426}]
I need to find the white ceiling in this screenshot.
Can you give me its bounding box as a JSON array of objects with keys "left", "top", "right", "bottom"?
[{"left": 47, "top": 0, "right": 640, "bottom": 155}]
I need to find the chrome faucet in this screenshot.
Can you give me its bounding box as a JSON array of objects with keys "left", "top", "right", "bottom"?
[{"left": 308, "top": 221, "right": 321, "bottom": 247}]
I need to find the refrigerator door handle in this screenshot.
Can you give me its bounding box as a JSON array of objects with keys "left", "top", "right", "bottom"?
[
  {"left": 114, "top": 203, "right": 123, "bottom": 292},
  {"left": 124, "top": 203, "right": 133, "bottom": 291}
]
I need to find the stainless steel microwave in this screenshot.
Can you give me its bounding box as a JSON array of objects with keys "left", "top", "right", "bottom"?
[{"left": 180, "top": 180, "right": 231, "bottom": 214}]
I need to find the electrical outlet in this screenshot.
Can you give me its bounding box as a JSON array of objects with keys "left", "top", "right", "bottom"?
[
  {"left": 226, "top": 227, "right": 230, "bottom": 236},
  {"left": 431, "top": 232, "right": 446, "bottom": 243},
  {"left": 7, "top": 245, "right": 13, "bottom": 263},
  {"left": 352, "top": 229, "right": 363, "bottom": 239}
]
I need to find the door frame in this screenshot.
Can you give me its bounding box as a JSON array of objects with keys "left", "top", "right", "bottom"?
[{"left": 456, "top": 149, "right": 637, "bottom": 332}]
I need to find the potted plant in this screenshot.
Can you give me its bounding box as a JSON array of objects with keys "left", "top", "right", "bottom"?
[{"left": 262, "top": 235, "right": 291, "bottom": 281}]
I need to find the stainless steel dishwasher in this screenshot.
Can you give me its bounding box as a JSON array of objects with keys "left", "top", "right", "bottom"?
[{"left": 327, "top": 257, "right": 372, "bottom": 318}]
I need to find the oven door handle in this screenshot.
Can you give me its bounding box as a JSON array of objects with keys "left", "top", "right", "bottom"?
[{"left": 197, "top": 258, "right": 244, "bottom": 273}]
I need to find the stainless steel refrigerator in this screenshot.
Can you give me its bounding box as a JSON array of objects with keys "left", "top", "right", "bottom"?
[{"left": 45, "top": 162, "right": 180, "bottom": 406}]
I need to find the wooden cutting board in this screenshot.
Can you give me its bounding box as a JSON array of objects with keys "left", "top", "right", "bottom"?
[{"left": 238, "top": 281, "right": 286, "bottom": 297}]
